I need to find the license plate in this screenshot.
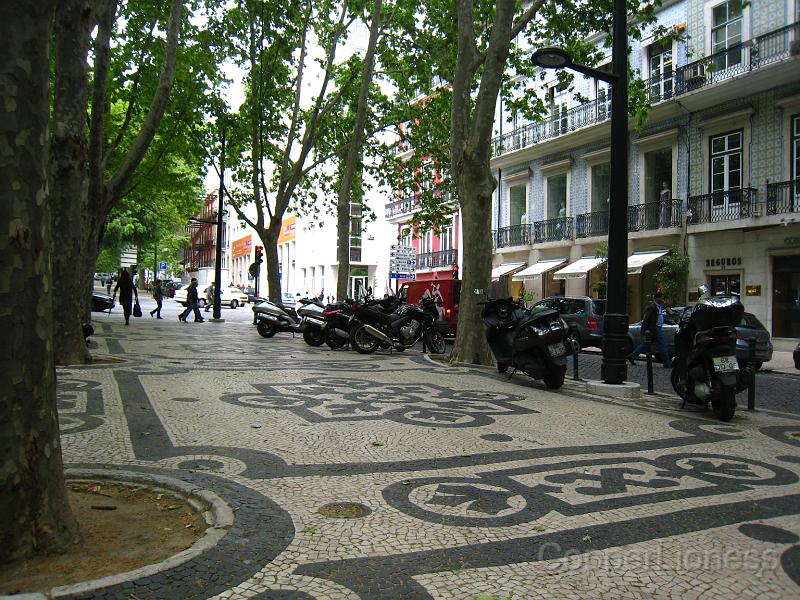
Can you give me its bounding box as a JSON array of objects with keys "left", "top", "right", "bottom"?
[
  {"left": 547, "top": 342, "right": 566, "bottom": 357},
  {"left": 712, "top": 356, "right": 738, "bottom": 373}
]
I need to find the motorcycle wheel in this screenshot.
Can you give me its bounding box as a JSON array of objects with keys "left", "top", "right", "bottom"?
[
  {"left": 670, "top": 367, "right": 689, "bottom": 401},
  {"left": 231, "top": 300, "right": 238, "bottom": 309},
  {"left": 711, "top": 386, "right": 736, "bottom": 422},
  {"left": 542, "top": 366, "right": 566, "bottom": 389},
  {"left": 257, "top": 320, "right": 277, "bottom": 338},
  {"left": 302, "top": 327, "right": 325, "bottom": 347},
  {"left": 325, "top": 329, "right": 347, "bottom": 349},
  {"left": 350, "top": 324, "right": 380, "bottom": 354},
  {"left": 424, "top": 330, "right": 446, "bottom": 354}
]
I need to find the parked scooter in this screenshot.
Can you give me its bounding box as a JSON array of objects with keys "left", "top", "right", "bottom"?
[
  {"left": 349, "top": 296, "right": 446, "bottom": 354},
  {"left": 253, "top": 299, "right": 301, "bottom": 338},
  {"left": 481, "top": 297, "right": 570, "bottom": 389},
  {"left": 296, "top": 298, "right": 327, "bottom": 346},
  {"left": 670, "top": 285, "right": 752, "bottom": 421}
]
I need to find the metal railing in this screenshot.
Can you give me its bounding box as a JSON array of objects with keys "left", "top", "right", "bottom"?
[
  {"left": 494, "top": 224, "right": 532, "bottom": 248},
  {"left": 766, "top": 180, "right": 800, "bottom": 215},
  {"left": 417, "top": 248, "right": 458, "bottom": 269},
  {"left": 628, "top": 199, "right": 683, "bottom": 231},
  {"left": 385, "top": 195, "right": 416, "bottom": 219},
  {"left": 575, "top": 210, "right": 609, "bottom": 238},
  {"left": 491, "top": 22, "right": 799, "bottom": 156},
  {"left": 534, "top": 217, "right": 574, "bottom": 242},
  {"left": 688, "top": 188, "right": 758, "bottom": 224},
  {"left": 492, "top": 97, "right": 611, "bottom": 156}
]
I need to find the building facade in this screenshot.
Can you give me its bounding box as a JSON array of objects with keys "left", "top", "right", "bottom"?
[{"left": 490, "top": 0, "right": 799, "bottom": 339}]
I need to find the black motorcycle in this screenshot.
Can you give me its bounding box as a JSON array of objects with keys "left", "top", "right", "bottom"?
[
  {"left": 296, "top": 298, "right": 327, "bottom": 346},
  {"left": 349, "top": 296, "right": 446, "bottom": 354},
  {"left": 481, "top": 298, "right": 569, "bottom": 389},
  {"left": 670, "top": 287, "right": 751, "bottom": 421}
]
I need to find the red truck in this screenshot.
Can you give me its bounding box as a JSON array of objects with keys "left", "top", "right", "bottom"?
[{"left": 398, "top": 279, "right": 461, "bottom": 337}]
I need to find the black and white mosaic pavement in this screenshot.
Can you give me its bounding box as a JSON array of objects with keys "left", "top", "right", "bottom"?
[{"left": 55, "top": 313, "right": 800, "bottom": 599}]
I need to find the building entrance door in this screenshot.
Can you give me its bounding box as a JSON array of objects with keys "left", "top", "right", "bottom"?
[{"left": 772, "top": 255, "right": 800, "bottom": 338}]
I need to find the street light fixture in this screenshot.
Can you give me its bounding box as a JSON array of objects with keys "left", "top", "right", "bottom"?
[{"left": 531, "top": 0, "right": 630, "bottom": 385}]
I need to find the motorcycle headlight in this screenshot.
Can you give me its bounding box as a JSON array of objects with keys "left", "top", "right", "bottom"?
[{"left": 530, "top": 324, "right": 550, "bottom": 336}]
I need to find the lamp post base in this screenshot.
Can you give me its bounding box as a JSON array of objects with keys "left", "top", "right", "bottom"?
[{"left": 601, "top": 312, "right": 629, "bottom": 385}]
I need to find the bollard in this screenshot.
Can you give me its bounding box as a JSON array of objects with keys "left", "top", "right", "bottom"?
[
  {"left": 747, "top": 336, "right": 757, "bottom": 411},
  {"left": 644, "top": 329, "right": 654, "bottom": 394},
  {"left": 569, "top": 323, "right": 580, "bottom": 381}
]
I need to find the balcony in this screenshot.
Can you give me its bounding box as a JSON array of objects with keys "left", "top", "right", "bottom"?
[
  {"left": 688, "top": 188, "right": 758, "bottom": 224},
  {"left": 575, "top": 211, "right": 609, "bottom": 238},
  {"left": 628, "top": 199, "right": 683, "bottom": 231},
  {"left": 494, "top": 224, "right": 532, "bottom": 248},
  {"left": 417, "top": 248, "right": 458, "bottom": 270},
  {"left": 533, "top": 217, "right": 574, "bottom": 242},
  {"left": 767, "top": 180, "right": 799, "bottom": 215},
  {"left": 493, "top": 22, "right": 799, "bottom": 157},
  {"left": 385, "top": 195, "right": 416, "bottom": 219}
]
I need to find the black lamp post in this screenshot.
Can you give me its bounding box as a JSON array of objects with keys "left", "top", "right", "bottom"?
[{"left": 531, "top": 0, "right": 629, "bottom": 384}]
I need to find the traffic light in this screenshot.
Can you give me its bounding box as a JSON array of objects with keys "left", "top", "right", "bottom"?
[
  {"left": 452, "top": 263, "right": 459, "bottom": 280},
  {"left": 255, "top": 246, "right": 263, "bottom": 265}
]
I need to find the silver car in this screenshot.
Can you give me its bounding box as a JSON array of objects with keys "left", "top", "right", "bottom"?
[{"left": 627, "top": 308, "right": 773, "bottom": 369}]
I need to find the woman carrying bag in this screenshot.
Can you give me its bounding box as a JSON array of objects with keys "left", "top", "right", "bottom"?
[{"left": 113, "top": 268, "right": 139, "bottom": 326}]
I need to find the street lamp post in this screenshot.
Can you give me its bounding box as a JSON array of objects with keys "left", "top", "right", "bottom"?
[
  {"left": 531, "top": 0, "right": 629, "bottom": 384},
  {"left": 213, "top": 126, "right": 226, "bottom": 321}
]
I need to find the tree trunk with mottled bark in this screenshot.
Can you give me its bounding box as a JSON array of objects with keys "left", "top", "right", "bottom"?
[{"left": 0, "top": 0, "right": 82, "bottom": 562}]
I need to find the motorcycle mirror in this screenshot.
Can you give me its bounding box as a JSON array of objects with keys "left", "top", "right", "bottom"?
[{"left": 698, "top": 284, "right": 709, "bottom": 295}]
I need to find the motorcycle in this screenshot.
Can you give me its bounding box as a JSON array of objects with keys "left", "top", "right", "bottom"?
[
  {"left": 670, "top": 286, "right": 751, "bottom": 421},
  {"left": 296, "top": 298, "right": 327, "bottom": 346},
  {"left": 481, "top": 297, "right": 569, "bottom": 389},
  {"left": 253, "top": 299, "right": 301, "bottom": 338},
  {"left": 349, "top": 296, "right": 446, "bottom": 354}
]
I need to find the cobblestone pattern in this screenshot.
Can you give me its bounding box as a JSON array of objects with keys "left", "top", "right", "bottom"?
[{"left": 54, "top": 320, "right": 800, "bottom": 599}]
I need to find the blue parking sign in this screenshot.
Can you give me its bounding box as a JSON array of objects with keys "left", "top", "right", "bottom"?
[{"left": 159, "top": 261, "right": 167, "bottom": 270}]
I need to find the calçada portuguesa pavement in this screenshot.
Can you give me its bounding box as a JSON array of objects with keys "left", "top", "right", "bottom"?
[{"left": 36, "top": 302, "right": 800, "bottom": 598}]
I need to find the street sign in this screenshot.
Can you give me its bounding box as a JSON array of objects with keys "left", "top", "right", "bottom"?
[
  {"left": 159, "top": 261, "right": 167, "bottom": 270},
  {"left": 389, "top": 273, "right": 416, "bottom": 279}
]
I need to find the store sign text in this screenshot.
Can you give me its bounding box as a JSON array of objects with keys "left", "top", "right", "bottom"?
[{"left": 705, "top": 257, "right": 741, "bottom": 268}]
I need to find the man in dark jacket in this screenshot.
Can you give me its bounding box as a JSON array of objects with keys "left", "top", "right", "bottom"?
[
  {"left": 628, "top": 291, "right": 670, "bottom": 367},
  {"left": 179, "top": 278, "right": 205, "bottom": 322}
]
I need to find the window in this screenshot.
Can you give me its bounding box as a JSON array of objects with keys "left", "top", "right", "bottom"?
[
  {"left": 400, "top": 231, "right": 412, "bottom": 248},
  {"left": 440, "top": 219, "right": 454, "bottom": 252},
  {"left": 711, "top": 0, "right": 743, "bottom": 70},
  {"left": 549, "top": 82, "right": 570, "bottom": 133},
  {"left": 509, "top": 183, "right": 527, "bottom": 226},
  {"left": 546, "top": 173, "right": 568, "bottom": 219},
  {"left": 793, "top": 114, "right": 799, "bottom": 182},
  {"left": 648, "top": 39, "right": 673, "bottom": 101},
  {"left": 710, "top": 130, "right": 742, "bottom": 197},
  {"left": 420, "top": 230, "right": 433, "bottom": 255},
  {"left": 590, "top": 163, "right": 610, "bottom": 212},
  {"left": 644, "top": 148, "right": 672, "bottom": 204}
]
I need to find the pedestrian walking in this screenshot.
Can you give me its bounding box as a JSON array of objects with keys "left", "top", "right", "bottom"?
[
  {"left": 150, "top": 279, "right": 164, "bottom": 319},
  {"left": 204, "top": 282, "right": 215, "bottom": 313},
  {"left": 112, "top": 269, "right": 139, "bottom": 326},
  {"left": 179, "top": 278, "right": 204, "bottom": 322},
  {"left": 628, "top": 290, "right": 670, "bottom": 367}
]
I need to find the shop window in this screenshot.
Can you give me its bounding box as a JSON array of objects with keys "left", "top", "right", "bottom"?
[
  {"left": 644, "top": 148, "right": 672, "bottom": 204},
  {"left": 547, "top": 173, "right": 568, "bottom": 219},
  {"left": 591, "top": 163, "right": 610, "bottom": 213},
  {"left": 509, "top": 183, "right": 527, "bottom": 226}
]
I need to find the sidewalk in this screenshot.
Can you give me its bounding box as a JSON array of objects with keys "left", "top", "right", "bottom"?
[{"left": 18, "top": 317, "right": 800, "bottom": 598}]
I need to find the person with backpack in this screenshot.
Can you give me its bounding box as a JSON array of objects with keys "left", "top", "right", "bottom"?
[
  {"left": 150, "top": 279, "right": 164, "bottom": 319},
  {"left": 628, "top": 290, "right": 670, "bottom": 367},
  {"left": 179, "top": 278, "right": 204, "bottom": 322}
]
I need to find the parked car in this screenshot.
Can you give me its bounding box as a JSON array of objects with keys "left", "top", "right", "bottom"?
[
  {"left": 162, "top": 279, "right": 181, "bottom": 298},
  {"left": 174, "top": 284, "right": 248, "bottom": 308},
  {"left": 91, "top": 292, "right": 115, "bottom": 312},
  {"left": 627, "top": 308, "right": 773, "bottom": 369},
  {"left": 532, "top": 296, "right": 606, "bottom": 349}
]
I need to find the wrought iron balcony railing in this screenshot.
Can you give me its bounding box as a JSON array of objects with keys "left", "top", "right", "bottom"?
[
  {"left": 492, "top": 22, "right": 799, "bottom": 156},
  {"left": 628, "top": 199, "right": 683, "bottom": 231},
  {"left": 494, "top": 224, "right": 532, "bottom": 248},
  {"left": 417, "top": 248, "right": 458, "bottom": 270},
  {"left": 385, "top": 195, "right": 416, "bottom": 219},
  {"left": 575, "top": 210, "right": 609, "bottom": 238},
  {"left": 533, "top": 217, "right": 574, "bottom": 242},
  {"left": 766, "top": 180, "right": 800, "bottom": 215},
  {"left": 688, "top": 188, "right": 758, "bottom": 224}
]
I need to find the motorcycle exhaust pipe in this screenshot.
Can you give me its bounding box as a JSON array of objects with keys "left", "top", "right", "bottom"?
[
  {"left": 363, "top": 324, "right": 392, "bottom": 345},
  {"left": 331, "top": 327, "right": 349, "bottom": 340}
]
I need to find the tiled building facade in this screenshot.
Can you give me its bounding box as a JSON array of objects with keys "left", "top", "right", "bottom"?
[{"left": 490, "top": 0, "right": 800, "bottom": 340}]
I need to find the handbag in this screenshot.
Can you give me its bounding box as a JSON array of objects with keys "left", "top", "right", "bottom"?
[{"left": 132, "top": 300, "right": 142, "bottom": 318}]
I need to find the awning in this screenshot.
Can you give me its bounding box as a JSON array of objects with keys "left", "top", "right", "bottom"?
[
  {"left": 490, "top": 262, "right": 526, "bottom": 279},
  {"left": 553, "top": 256, "right": 606, "bottom": 280},
  {"left": 627, "top": 250, "right": 668, "bottom": 274},
  {"left": 512, "top": 259, "right": 567, "bottom": 281}
]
